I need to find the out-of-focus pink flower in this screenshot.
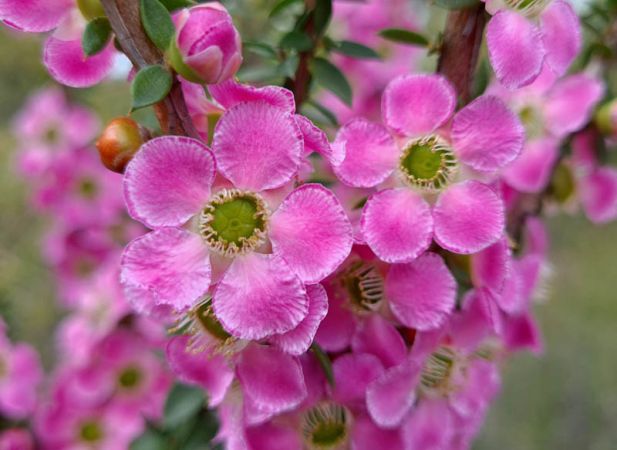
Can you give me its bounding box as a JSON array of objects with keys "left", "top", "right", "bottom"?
[
  {"left": 170, "top": 3, "right": 242, "bottom": 84},
  {"left": 484, "top": 0, "right": 581, "bottom": 89},
  {"left": 0, "top": 320, "right": 43, "bottom": 420},
  {"left": 0, "top": 429, "right": 34, "bottom": 450}
]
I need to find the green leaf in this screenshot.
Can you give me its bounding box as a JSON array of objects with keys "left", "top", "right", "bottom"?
[
  {"left": 163, "top": 383, "right": 206, "bottom": 430},
  {"left": 311, "top": 343, "right": 335, "bottom": 386},
  {"left": 131, "top": 65, "right": 173, "bottom": 110},
  {"left": 159, "top": 0, "right": 195, "bottom": 11},
  {"left": 278, "top": 54, "right": 300, "bottom": 78},
  {"left": 280, "top": 30, "right": 313, "bottom": 52},
  {"left": 312, "top": 57, "right": 352, "bottom": 106},
  {"left": 313, "top": 0, "right": 332, "bottom": 37},
  {"left": 433, "top": 0, "right": 480, "bottom": 9},
  {"left": 140, "top": 0, "right": 175, "bottom": 51},
  {"left": 302, "top": 100, "right": 339, "bottom": 127},
  {"left": 269, "top": 0, "right": 302, "bottom": 18},
  {"left": 379, "top": 28, "right": 429, "bottom": 46},
  {"left": 243, "top": 41, "right": 278, "bottom": 59},
  {"left": 130, "top": 428, "right": 167, "bottom": 450},
  {"left": 331, "top": 40, "right": 380, "bottom": 59},
  {"left": 82, "top": 18, "right": 112, "bottom": 56}
]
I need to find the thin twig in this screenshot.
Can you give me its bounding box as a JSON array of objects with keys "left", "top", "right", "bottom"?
[{"left": 100, "top": 0, "right": 199, "bottom": 139}]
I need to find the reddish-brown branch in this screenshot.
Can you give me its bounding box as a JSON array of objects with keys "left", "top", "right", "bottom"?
[
  {"left": 100, "top": 0, "right": 199, "bottom": 139},
  {"left": 437, "top": 4, "right": 487, "bottom": 104}
]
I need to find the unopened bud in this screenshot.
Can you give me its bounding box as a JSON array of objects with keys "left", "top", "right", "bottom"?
[
  {"left": 96, "top": 118, "right": 147, "bottom": 173},
  {"left": 595, "top": 99, "right": 617, "bottom": 137}
]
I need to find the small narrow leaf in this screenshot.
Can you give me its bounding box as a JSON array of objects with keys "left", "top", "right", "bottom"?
[
  {"left": 379, "top": 28, "right": 430, "bottom": 46},
  {"left": 131, "top": 65, "right": 173, "bottom": 110},
  {"left": 159, "top": 0, "right": 195, "bottom": 11},
  {"left": 140, "top": 0, "right": 176, "bottom": 51},
  {"left": 82, "top": 18, "right": 111, "bottom": 56},
  {"left": 313, "top": 0, "right": 332, "bottom": 37},
  {"left": 243, "top": 41, "right": 278, "bottom": 59},
  {"left": 311, "top": 344, "right": 335, "bottom": 386},
  {"left": 269, "top": 0, "right": 303, "bottom": 18},
  {"left": 312, "top": 57, "right": 352, "bottom": 106},
  {"left": 163, "top": 383, "right": 206, "bottom": 430},
  {"left": 278, "top": 54, "right": 300, "bottom": 78},
  {"left": 433, "top": 0, "right": 480, "bottom": 9},
  {"left": 303, "top": 100, "right": 339, "bottom": 127},
  {"left": 331, "top": 40, "right": 380, "bottom": 59},
  {"left": 280, "top": 30, "right": 313, "bottom": 52}
]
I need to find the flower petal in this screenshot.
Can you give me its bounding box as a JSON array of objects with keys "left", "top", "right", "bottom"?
[
  {"left": 209, "top": 79, "right": 296, "bottom": 112},
  {"left": 295, "top": 114, "right": 337, "bottom": 164},
  {"left": 270, "top": 284, "right": 329, "bottom": 355},
  {"left": 541, "top": 0, "right": 581, "bottom": 77},
  {"left": 486, "top": 11, "right": 544, "bottom": 89},
  {"left": 366, "top": 360, "right": 420, "bottom": 428},
  {"left": 382, "top": 74, "right": 456, "bottom": 136},
  {"left": 124, "top": 136, "right": 216, "bottom": 228},
  {"left": 331, "top": 119, "right": 398, "bottom": 188},
  {"left": 452, "top": 95, "right": 524, "bottom": 172},
  {"left": 351, "top": 315, "right": 407, "bottom": 368},
  {"left": 212, "top": 102, "right": 302, "bottom": 191},
  {"left": 120, "top": 228, "right": 211, "bottom": 311},
  {"left": 351, "top": 414, "right": 405, "bottom": 450},
  {"left": 270, "top": 184, "right": 353, "bottom": 284},
  {"left": 502, "top": 138, "right": 559, "bottom": 193},
  {"left": 386, "top": 252, "right": 456, "bottom": 331},
  {"left": 0, "top": 0, "right": 71, "bottom": 32},
  {"left": 213, "top": 253, "right": 308, "bottom": 340},
  {"left": 402, "top": 400, "right": 454, "bottom": 450},
  {"left": 580, "top": 167, "right": 617, "bottom": 224},
  {"left": 543, "top": 75, "right": 604, "bottom": 138},
  {"left": 44, "top": 37, "right": 114, "bottom": 88},
  {"left": 471, "top": 238, "right": 510, "bottom": 295},
  {"left": 332, "top": 353, "right": 384, "bottom": 405},
  {"left": 166, "top": 336, "right": 233, "bottom": 406},
  {"left": 433, "top": 181, "right": 505, "bottom": 254},
  {"left": 361, "top": 188, "right": 433, "bottom": 263},
  {"left": 314, "top": 290, "right": 356, "bottom": 352},
  {"left": 236, "top": 344, "right": 307, "bottom": 415}
]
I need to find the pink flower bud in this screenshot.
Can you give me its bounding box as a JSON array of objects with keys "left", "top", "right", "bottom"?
[{"left": 169, "top": 3, "right": 242, "bottom": 85}]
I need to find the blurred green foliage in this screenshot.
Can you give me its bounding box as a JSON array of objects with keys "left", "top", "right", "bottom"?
[{"left": 0, "top": 1, "right": 616, "bottom": 447}]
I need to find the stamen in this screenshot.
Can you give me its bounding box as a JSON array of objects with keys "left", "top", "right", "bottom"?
[
  {"left": 399, "top": 135, "right": 457, "bottom": 191},
  {"left": 420, "top": 346, "right": 461, "bottom": 395},
  {"left": 302, "top": 403, "right": 348, "bottom": 450},
  {"left": 199, "top": 189, "right": 269, "bottom": 257},
  {"left": 118, "top": 366, "right": 142, "bottom": 389},
  {"left": 503, "top": 0, "right": 550, "bottom": 16},
  {"left": 339, "top": 261, "right": 384, "bottom": 312}
]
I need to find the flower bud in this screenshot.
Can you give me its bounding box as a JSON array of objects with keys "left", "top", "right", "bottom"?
[
  {"left": 96, "top": 117, "right": 146, "bottom": 173},
  {"left": 77, "top": 0, "right": 106, "bottom": 21},
  {"left": 595, "top": 99, "right": 617, "bottom": 137},
  {"left": 168, "top": 4, "right": 243, "bottom": 85}
]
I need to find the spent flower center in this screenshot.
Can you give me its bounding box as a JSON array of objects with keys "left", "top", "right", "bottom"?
[
  {"left": 399, "top": 136, "right": 456, "bottom": 191},
  {"left": 199, "top": 189, "right": 268, "bottom": 257}
]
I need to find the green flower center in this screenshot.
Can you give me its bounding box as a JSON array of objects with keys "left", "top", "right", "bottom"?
[
  {"left": 339, "top": 261, "right": 384, "bottom": 312},
  {"left": 79, "top": 421, "right": 103, "bottom": 443},
  {"left": 77, "top": 177, "right": 98, "bottom": 199},
  {"left": 199, "top": 189, "right": 268, "bottom": 257},
  {"left": 195, "top": 300, "right": 231, "bottom": 341},
  {"left": 44, "top": 126, "right": 59, "bottom": 144},
  {"left": 549, "top": 162, "right": 576, "bottom": 203},
  {"left": 518, "top": 105, "right": 543, "bottom": 138},
  {"left": 118, "top": 366, "right": 142, "bottom": 389},
  {"left": 504, "top": 0, "right": 550, "bottom": 16},
  {"left": 302, "top": 403, "right": 348, "bottom": 449},
  {"left": 399, "top": 136, "right": 456, "bottom": 191}
]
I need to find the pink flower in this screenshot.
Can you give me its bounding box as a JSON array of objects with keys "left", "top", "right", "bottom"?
[
  {"left": 121, "top": 93, "right": 352, "bottom": 341},
  {"left": 0, "top": 429, "right": 34, "bottom": 450},
  {"left": 0, "top": 320, "right": 43, "bottom": 420},
  {"left": 484, "top": 0, "right": 581, "bottom": 88},
  {"left": 334, "top": 74, "right": 523, "bottom": 262},
  {"left": 170, "top": 3, "right": 242, "bottom": 84}
]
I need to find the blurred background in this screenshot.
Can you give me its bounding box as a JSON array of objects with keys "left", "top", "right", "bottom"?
[{"left": 0, "top": 0, "right": 616, "bottom": 448}]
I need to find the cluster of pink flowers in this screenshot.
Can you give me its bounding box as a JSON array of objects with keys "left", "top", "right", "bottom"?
[
  {"left": 2, "top": 89, "right": 172, "bottom": 448},
  {"left": 1, "top": 0, "right": 616, "bottom": 449}
]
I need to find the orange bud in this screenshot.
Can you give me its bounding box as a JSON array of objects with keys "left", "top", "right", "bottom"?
[{"left": 96, "top": 118, "right": 146, "bottom": 174}]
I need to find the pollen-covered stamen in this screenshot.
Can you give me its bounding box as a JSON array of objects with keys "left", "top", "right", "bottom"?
[
  {"left": 503, "top": 0, "right": 550, "bottom": 16},
  {"left": 170, "top": 298, "right": 239, "bottom": 356},
  {"left": 199, "top": 189, "right": 269, "bottom": 257},
  {"left": 420, "top": 346, "right": 462, "bottom": 395},
  {"left": 302, "top": 403, "right": 348, "bottom": 450},
  {"left": 339, "top": 261, "right": 384, "bottom": 312},
  {"left": 399, "top": 136, "right": 457, "bottom": 191}
]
